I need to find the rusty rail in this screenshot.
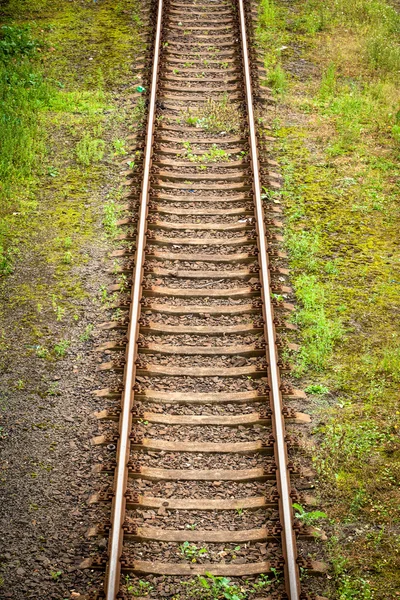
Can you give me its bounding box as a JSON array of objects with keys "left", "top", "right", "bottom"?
[
  {"left": 237, "top": 0, "right": 300, "bottom": 597},
  {"left": 105, "top": 0, "right": 164, "bottom": 596}
]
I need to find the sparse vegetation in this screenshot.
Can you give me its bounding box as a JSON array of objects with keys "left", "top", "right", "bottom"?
[
  {"left": 103, "top": 197, "right": 122, "bottom": 238},
  {"left": 54, "top": 339, "right": 70, "bottom": 357},
  {"left": 257, "top": 0, "right": 400, "bottom": 595},
  {"left": 183, "top": 94, "right": 241, "bottom": 133},
  {"left": 179, "top": 541, "right": 208, "bottom": 562},
  {"left": 75, "top": 133, "right": 105, "bottom": 165},
  {"left": 180, "top": 142, "right": 230, "bottom": 164},
  {"left": 125, "top": 575, "right": 153, "bottom": 597},
  {"left": 293, "top": 503, "right": 327, "bottom": 526},
  {"left": 172, "top": 572, "right": 278, "bottom": 599}
]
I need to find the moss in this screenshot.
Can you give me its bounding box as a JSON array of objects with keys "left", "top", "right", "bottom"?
[{"left": 0, "top": 0, "right": 142, "bottom": 347}]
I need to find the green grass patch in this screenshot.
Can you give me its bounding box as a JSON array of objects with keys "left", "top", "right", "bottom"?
[{"left": 257, "top": 0, "right": 400, "bottom": 596}]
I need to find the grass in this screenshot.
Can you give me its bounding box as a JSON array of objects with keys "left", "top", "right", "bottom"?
[
  {"left": 182, "top": 94, "right": 241, "bottom": 133},
  {"left": 257, "top": 0, "right": 400, "bottom": 596},
  {"left": 76, "top": 133, "right": 105, "bottom": 166}
]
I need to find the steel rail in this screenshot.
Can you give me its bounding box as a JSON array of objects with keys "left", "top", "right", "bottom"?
[
  {"left": 105, "top": 0, "right": 164, "bottom": 596},
  {"left": 236, "top": 0, "right": 300, "bottom": 598}
]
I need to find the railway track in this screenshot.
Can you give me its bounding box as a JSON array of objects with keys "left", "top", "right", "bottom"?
[{"left": 86, "top": 0, "right": 327, "bottom": 598}]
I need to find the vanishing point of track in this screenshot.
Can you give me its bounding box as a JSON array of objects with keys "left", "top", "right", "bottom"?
[{"left": 87, "top": 0, "right": 326, "bottom": 598}]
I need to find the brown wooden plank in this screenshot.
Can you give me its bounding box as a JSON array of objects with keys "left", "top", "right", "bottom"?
[
  {"left": 149, "top": 220, "right": 252, "bottom": 231},
  {"left": 143, "top": 286, "right": 257, "bottom": 298},
  {"left": 136, "top": 364, "right": 267, "bottom": 377},
  {"left": 146, "top": 267, "right": 252, "bottom": 279},
  {"left": 141, "top": 322, "right": 262, "bottom": 335},
  {"left": 148, "top": 235, "right": 253, "bottom": 246},
  {"left": 140, "top": 412, "right": 264, "bottom": 426},
  {"left": 143, "top": 302, "right": 259, "bottom": 315},
  {"left": 132, "top": 439, "right": 271, "bottom": 454},
  {"left": 129, "top": 495, "right": 269, "bottom": 510},
  {"left": 129, "top": 466, "right": 273, "bottom": 481},
  {"left": 138, "top": 343, "right": 264, "bottom": 356},
  {"left": 150, "top": 205, "right": 251, "bottom": 215},
  {"left": 147, "top": 251, "right": 254, "bottom": 263},
  {"left": 124, "top": 560, "right": 271, "bottom": 576},
  {"left": 129, "top": 527, "right": 272, "bottom": 543},
  {"left": 135, "top": 390, "right": 267, "bottom": 404}
]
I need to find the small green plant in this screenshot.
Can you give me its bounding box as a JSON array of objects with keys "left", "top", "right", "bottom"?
[
  {"left": 267, "top": 64, "right": 287, "bottom": 95},
  {"left": 63, "top": 236, "right": 72, "bottom": 250},
  {"left": 62, "top": 251, "right": 72, "bottom": 264},
  {"left": 181, "top": 142, "right": 230, "bottom": 164},
  {"left": 54, "top": 340, "right": 70, "bottom": 357},
  {"left": 132, "top": 97, "right": 146, "bottom": 128},
  {"left": 46, "top": 382, "right": 60, "bottom": 396},
  {"left": 304, "top": 384, "right": 329, "bottom": 395},
  {"left": 183, "top": 573, "right": 246, "bottom": 599},
  {"left": 179, "top": 541, "right": 207, "bottom": 562},
  {"left": 36, "top": 346, "right": 49, "bottom": 359},
  {"left": 0, "top": 24, "right": 42, "bottom": 58},
  {"left": 47, "top": 166, "right": 59, "bottom": 177},
  {"left": 113, "top": 138, "right": 127, "bottom": 156},
  {"left": 50, "top": 570, "right": 62, "bottom": 581},
  {"left": 80, "top": 323, "right": 94, "bottom": 342},
  {"left": 319, "top": 62, "right": 336, "bottom": 103},
  {"left": 104, "top": 198, "right": 121, "bottom": 237},
  {"left": 125, "top": 575, "right": 153, "bottom": 596},
  {"left": 293, "top": 503, "right": 327, "bottom": 526},
  {"left": 252, "top": 574, "right": 271, "bottom": 591}
]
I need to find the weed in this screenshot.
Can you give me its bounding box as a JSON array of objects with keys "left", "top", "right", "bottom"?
[
  {"left": 267, "top": 64, "right": 287, "bottom": 95},
  {"left": 99, "top": 285, "right": 108, "bottom": 303},
  {"left": 132, "top": 97, "right": 146, "bottom": 128},
  {"left": 183, "top": 573, "right": 246, "bottom": 599},
  {"left": 50, "top": 570, "right": 62, "bottom": 581},
  {"left": 112, "top": 138, "right": 126, "bottom": 155},
  {"left": 293, "top": 503, "right": 327, "bottom": 526},
  {"left": 36, "top": 346, "right": 49, "bottom": 359},
  {"left": 183, "top": 94, "right": 240, "bottom": 133},
  {"left": 181, "top": 142, "right": 230, "bottom": 164},
  {"left": 104, "top": 198, "right": 121, "bottom": 237},
  {"left": 54, "top": 340, "right": 70, "bottom": 357},
  {"left": 0, "top": 24, "right": 42, "bottom": 58},
  {"left": 179, "top": 541, "right": 207, "bottom": 562},
  {"left": 62, "top": 251, "right": 72, "bottom": 264},
  {"left": 76, "top": 134, "right": 105, "bottom": 166},
  {"left": 47, "top": 166, "right": 59, "bottom": 177},
  {"left": 305, "top": 384, "right": 329, "bottom": 395},
  {"left": 63, "top": 237, "right": 72, "bottom": 250},
  {"left": 252, "top": 573, "right": 271, "bottom": 591},
  {"left": 125, "top": 575, "right": 153, "bottom": 596},
  {"left": 46, "top": 382, "right": 60, "bottom": 396},
  {"left": 80, "top": 323, "right": 94, "bottom": 342},
  {"left": 319, "top": 63, "right": 336, "bottom": 104}
]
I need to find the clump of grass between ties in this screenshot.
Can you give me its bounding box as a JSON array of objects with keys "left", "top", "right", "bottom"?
[{"left": 183, "top": 93, "right": 240, "bottom": 133}]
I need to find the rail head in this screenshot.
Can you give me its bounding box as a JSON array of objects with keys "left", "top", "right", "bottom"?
[
  {"left": 104, "top": 0, "right": 164, "bottom": 597},
  {"left": 236, "top": 0, "right": 301, "bottom": 598}
]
